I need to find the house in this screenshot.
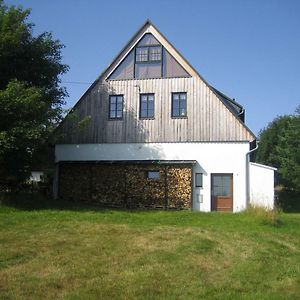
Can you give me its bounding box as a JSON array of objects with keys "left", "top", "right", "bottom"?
[{"left": 53, "top": 20, "right": 275, "bottom": 212}]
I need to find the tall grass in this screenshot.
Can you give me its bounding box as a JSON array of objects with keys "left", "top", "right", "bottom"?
[{"left": 244, "top": 205, "right": 282, "bottom": 227}]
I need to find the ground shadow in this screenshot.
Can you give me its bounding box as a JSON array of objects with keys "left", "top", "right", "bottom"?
[{"left": 0, "top": 192, "right": 187, "bottom": 213}]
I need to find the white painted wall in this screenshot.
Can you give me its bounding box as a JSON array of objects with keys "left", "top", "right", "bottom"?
[
  {"left": 249, "top": 162, "right": 276, "bottom": 209},
  {"left": 55, "top": 142, "right": 250, "bottom": 212}
]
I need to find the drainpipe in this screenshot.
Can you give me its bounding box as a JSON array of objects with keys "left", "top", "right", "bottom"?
[{"left": 245, "top": 141, "right": 259, "bottom": 207}]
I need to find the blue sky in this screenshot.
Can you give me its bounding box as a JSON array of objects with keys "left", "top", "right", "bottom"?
[{"left": 6, "top": 0, "right": 300, "bottom": 135}]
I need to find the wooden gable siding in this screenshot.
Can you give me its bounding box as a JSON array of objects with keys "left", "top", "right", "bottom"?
[{"left": 57, "top": 77, "right": 254, "bottom": 144}]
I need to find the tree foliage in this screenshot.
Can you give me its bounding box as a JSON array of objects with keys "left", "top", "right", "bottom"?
[
  {"left": 256, "top": 106, "right": 300, "bottom": 191},
  {"left": 0, "top": 1, "right": 68, "bottom": 184}
]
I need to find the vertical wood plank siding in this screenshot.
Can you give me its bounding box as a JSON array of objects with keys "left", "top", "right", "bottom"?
[{"left": 58, "top": 77, "right": 254, "bottom": 143}]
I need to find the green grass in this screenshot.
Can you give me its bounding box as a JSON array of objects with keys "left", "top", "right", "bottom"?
[{"left": 0, "top": 194, "right": 300, "bottom": 299}]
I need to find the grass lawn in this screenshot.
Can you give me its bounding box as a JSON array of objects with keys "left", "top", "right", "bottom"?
[{"left": 0, "top": 194, "right": 299, "bottom": 299}]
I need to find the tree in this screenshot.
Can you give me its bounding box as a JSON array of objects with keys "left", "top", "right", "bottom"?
[
  {"left": 0, "top": 1, "right": 68, "bottom": 185},
  {"left": 256, "top": 106, "right": 300, "bottom": 191}
]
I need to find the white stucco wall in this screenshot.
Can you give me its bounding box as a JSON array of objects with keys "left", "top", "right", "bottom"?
[
  {"left": 55, "top": 142, "right": 250, "bottom": 212},
  {"left": 249, "top": 162, "right": 276, "bottom": 209}
]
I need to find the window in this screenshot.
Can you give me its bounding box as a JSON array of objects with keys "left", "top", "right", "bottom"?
[
  {"left": 212, "top": 175, "right": 232, "bottom": 197},
  {"left": 195, "top": 173, "right": 203, "bottom": 187},
  {"left": 147, "top": 171, "right": 160, "bottom": 179},
  {"left": 135, "top": 46, "right": 162, "bottom": 63},
  {"left": 140, "top": 94, "right": 154, "bottom": 119},
  {"left": 172, "top": 92, "right": 187, "bottom": 117},
  {"left": 109, "top": 95, "right": 123, "bottom": 119},
  {"left": 135, "top": 47, "right": 148, "bottom": 62},
  {"left": 149, "top": 46, "right": 162, "bottom": 61}
]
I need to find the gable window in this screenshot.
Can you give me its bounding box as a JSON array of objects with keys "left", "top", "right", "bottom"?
[
  {"left": 135, "top": 46, "right": 162, "bottom": 63},
  {"left": 109, "top": 95, "right": 123, "bottom": 119},
  {"left": 172, "top": 92, "right": 187, "bottom": 117},
  {"left": 149, "top": 46, "right": 162, "bottom": 61},
  {"left": 136, "top": 47, "right": 148, "bottom": 62},
  {"left": 140, "top": 94, "right": 154, "bottom": 119}
]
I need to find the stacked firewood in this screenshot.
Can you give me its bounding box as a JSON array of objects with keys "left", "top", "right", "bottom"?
[
  {"left": 167, "top": 167, "right": 192, "bottom": 208},
  {"left": 59, "top": 164, "right": 91, "bottom": 201},
  {"left": 59, "top": 163, "right": 192, "bottom": 209}
]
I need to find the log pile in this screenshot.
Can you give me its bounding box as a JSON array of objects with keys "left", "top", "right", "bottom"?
[
  {"left": 59, "top": 164, "right": 91, "bottom": 201},
  {"left": 167, "top": 167, "right": 192, "bottom": 208},
  {"left": 91, "top": 165, "right": 125, "bottom": 206},
  {"left": 59, "top": 163, "right": 192, "bottom": 209},
  {"left": 125, "top": 165, "right": 165, "bottom": 208}
]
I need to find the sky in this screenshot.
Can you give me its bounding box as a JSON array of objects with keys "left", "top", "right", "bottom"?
[{"left": 5, "top": 0, "right": 300, "bottom": 135}]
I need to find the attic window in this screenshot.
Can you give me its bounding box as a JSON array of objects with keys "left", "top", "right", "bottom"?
[
  {"left": 135, "top": 46, "right": 161, "bottom": 63},
  {"left": 149, "top": 46, "right": 161, "bottom": 61}
]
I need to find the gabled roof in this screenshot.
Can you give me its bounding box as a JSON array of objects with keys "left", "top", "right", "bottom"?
[
  {"left": 210, "top": 87, "right": 245, "bottom": 120},
  {"left": 103, "top": 19, "right": 197, "bottom": 79},
  {"left": 58, "top": 20, "right": 255, "bottom": 139}
]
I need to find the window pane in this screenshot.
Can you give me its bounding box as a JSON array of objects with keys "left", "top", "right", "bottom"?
[
  {"left": 180, "top": 93, "right": 186, "bottom": 100},
  {"left": 172, "top": 107, "right": 179, "bottom": 117},
  {"left": 148, "top": 171, "right": 160, "bottom": 179},
  {"left": 110, "top": 102, "right": 116, "bottom": 110},
  {"left": 148, "top": 95, "right": 154, "bottom": 102},
  {"left": 213, "top": 176, "right": 222, "bottom": 187},
  {"left": 173, "top": 94, "right": 179, "bottom": 100},
  {"left": 141, "top": 110, "right": 148, "bottom": 118},
  {"left": 180, "top": 108, "right": 186, "bottom": 116},
  {"left": 141, "top": 95, "right": 147, "bottom": 102},
  {"left": 117, "top": 96, "right": 123, "bottom": 103},
  {"left": 180, "top": 99, "right": 186, "bottom": 108},
  {"left": 195, "top": 173, "right": 203, "bottom": 187},
  {"left": 110, "top": 110, "right": 116, "bottom": 118},
  {"left": 147, "top": 109, "right": 154, "bottom": 117},
  {"left": 148, "top": 101, "right": 154, "bottom": 110},
  {"left": 173, "top": 99, "right": 179, "bottom": 109},
  {"left": 116, "top": 103, "right": 122, "bottom": 110},
  {"left": 213, "top": 186, "right": 223, "bottom": 197},
  {"left": 110, "top": 96, "right": 116, "bottom": 104},
  {"left": 116, "top": 110, "right": 122, "bottom": 118},
  {"left": 222, "top": 176, "right": 231, "bottom": 196},
  {"left": 222, "top": 185, "right": 231, "bottom": 197},
  {"left": 212, "top": 175, "right": 231, "bottom": 197},
  {"left": 136, "top": 47, "right": 148, "bottom": 62},
  {"left": 222, "top": 176, "right": 231, "bottom": 187},
  {"left": 149, "top": 46, "right": 161, "bottom": 61},
  {"left": 141, "top": 102, "right": 147, "bottom": 110}
]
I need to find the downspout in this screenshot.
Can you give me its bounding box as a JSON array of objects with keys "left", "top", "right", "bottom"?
[{"left": 245, "top": 141, "right": 259, "bottom": 207}]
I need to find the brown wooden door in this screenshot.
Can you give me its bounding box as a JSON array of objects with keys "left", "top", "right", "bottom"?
[{"left": 211, "top": 174, "right": 233, "bottom": 212}]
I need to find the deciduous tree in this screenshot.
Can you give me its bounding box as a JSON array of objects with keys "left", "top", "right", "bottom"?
[
  {"left": 0, "top": 1, "right": 68, "bottom": 185},
  {"left": 256, "top": 106, "right": 300, "bottom": 191}
]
